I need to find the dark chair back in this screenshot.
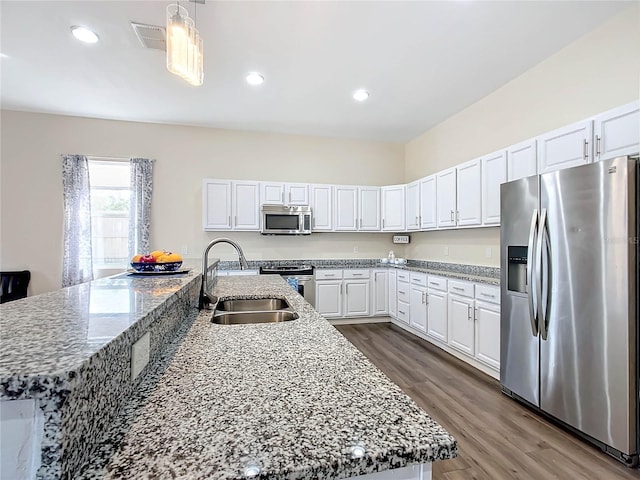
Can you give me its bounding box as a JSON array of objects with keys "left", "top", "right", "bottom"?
[{"left": 0, "top": 270, "right": 31, "bottom": 303}]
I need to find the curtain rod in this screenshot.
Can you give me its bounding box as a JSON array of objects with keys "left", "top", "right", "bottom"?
[{"left": 77, "top": 155, "right": 156, "bottom": 162}]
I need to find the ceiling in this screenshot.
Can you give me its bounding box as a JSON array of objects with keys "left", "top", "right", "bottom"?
[{"left": 0, "top": 1, "right": 631, "bottom": 142}]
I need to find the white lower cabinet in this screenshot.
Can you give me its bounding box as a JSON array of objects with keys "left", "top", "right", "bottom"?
[
  {"left": 396, "top": 271, "right": 410, "bottom": 325},
  {"left": 426, "top": 275, "right": 448, "bottom": 343},
  {"left": 315, "top": 269, "right": 371, "bottom": 318},
  {"left": 409, "top": 273, "right": 427, "bottom": 334},
  {"left": 371, "top": 270, "right": 388, "bottom": 316},
  {"left": 388, "top": 270, "right": 397, "bottom": 319},
  {"left": 474, "top": 284, "right": 501, "bottom": 370},
  {"left": 448, "top": 293, "right": 475, "bottom": 357}
]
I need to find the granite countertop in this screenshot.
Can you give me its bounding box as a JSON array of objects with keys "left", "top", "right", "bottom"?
[
  {"left": 313, "top": 261, "right": 500, "bottom": 286},
  {"left": 0, "top": 269, "right": 200, "bottom": 380},
  {"left": 92, "top": 275, "right": 457, "bottom": 479}
]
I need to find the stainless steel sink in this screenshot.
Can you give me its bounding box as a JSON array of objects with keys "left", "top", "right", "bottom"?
[
  {"left": 211, "top": 311, "right": 298, "bottom": 325},
  {"left": 216, "top": 298, "right": 290, "bottom": 312}
]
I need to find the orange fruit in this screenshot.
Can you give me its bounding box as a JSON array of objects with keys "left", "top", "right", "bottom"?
[
  {"left": 156, "top": 254, "right": 170, "bottom": 263},
  {"left": 150, "top": 250, "right": 165, "bottom": 260},
  {"left": 132, "top": 254, "right": 143, "bottom": 262},
  {"left": 165, "top": 253, "right": 182, "bottom": 263}
]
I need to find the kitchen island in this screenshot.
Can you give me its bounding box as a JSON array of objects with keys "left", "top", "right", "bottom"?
[{"left": 85, "top": 275, "right": 456, "bottom": 479}]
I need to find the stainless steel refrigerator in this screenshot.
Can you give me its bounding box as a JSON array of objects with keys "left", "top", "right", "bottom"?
[{"left": 500, "top": 156, "right": 639, "bottom": 467}]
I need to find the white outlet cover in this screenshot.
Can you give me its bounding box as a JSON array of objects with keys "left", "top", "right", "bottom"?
[{"left": 131, "top": 332, "right": 150, "bottom": 381}]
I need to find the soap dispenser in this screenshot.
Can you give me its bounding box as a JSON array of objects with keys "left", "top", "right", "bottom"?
[{"left": 388, "top": 250, "right": 395, "bottom": 262}]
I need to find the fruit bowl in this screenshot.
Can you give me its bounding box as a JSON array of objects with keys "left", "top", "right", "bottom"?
[{"left": 130, "top": 261, "right": 183, "bottom": 272}]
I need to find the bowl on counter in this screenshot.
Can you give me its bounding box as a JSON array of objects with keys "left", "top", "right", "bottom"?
[
  {"left": 130, "top": 261, "right": 183, "bottom": 272},
  {"left": 395, "top": 258, "right": 407, "bottom": 265},
  {"left": 380, "top": 258, "right": 389, "bottom": 264}
]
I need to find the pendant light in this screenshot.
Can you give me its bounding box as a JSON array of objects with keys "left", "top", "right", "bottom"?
[{"left": 166, "top": 3, "right": 203, "bottom": 86}]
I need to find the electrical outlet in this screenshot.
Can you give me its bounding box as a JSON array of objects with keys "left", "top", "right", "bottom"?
[
  {"left": 131, "top": 332, "right": 150, "bottom": 381},
  {"left": 485, "top": 247, "right": 492, "bottom": 258},
  {"left": 181, "top": 244, "right": 188, "bottom": 256},
  {"left": 353, "top": 246, "right": 359, "bottom": 253},
  {"left": 444, "top": 246, "right": 449, "bottom": 256}
]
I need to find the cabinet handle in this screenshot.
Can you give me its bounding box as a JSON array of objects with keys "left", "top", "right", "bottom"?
[
  {"left": 352, "top": 273, "right": 364, "bottom": 276},
  {"left": 422, "top": 292, "right": 426, "bottom": 304},
  {"left": 474, "top": 307, "right": 478, "bottom": 321},
  {"left": 289, "top": 192, "right": 291, "bottom": 203},
  {"left": 382, "top": 219, "right": 385, "bottom": 228},
  {"left": 228, "top": 215, "right": 231, "bottom": 226},
  {"left": 467, "top": 304, "right": 472, "bottom": 320},
  {"left": 450, "top": 210, "right": 454, "bottom": 221},
  {"left": 429, "top": 281, "right": 439, "bottom": 286},
  {"left": 324, "top": 274, "right": 336, "bottom": 277},
  {"left": 452, "top": 286, "right": 464, "bottom": 291},
  {"left": 234, "top": 215, "right": 237, "bottom": 225},
  {"left": 480, "top": 292, "right": 496, "bottom": 298},
  {"left": 595, "top": 135, "right": 601, "bottom": 157},
  {"left": 399, "top": 309, "right": 406, "bottom": 315},
  {"left": 456, "top": 210, "right": 460, "bottom": 221},
  {"left": 398, "top": 290, "right": 406, "bottom": 294},
  {"left": 426, "top": 293, "right": 429, "bottom": 305},
  {"left": 583, "top": 139, "right": 589, "bottom": 160},
  {"left": 282, "top": 192, "right": 285, "bottom": 203}
]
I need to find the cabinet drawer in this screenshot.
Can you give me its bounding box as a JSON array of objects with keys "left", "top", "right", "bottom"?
[
  {"left": 397, "top": 300, "right": 410, "bottom": 323},
  {"left": 343, "top": 269, "right": 370, "bottom": 280},
  {"left": 315, "top": 269, "right": 343, "bottom": 280},
  {"left": 397, "top": 283, "right": 410, "bottom": 303},
  {"left": 397, "top": 270, "right": 410, "bottom": 282},
  {"left": 475, "top": 284, "right": 500, "bottom": 304},
  {"left": 410, "top": 272, "right": 427, "bottom": 287},
  {"left": 427, "top": 275, "right": 448, "bottom": 291},
  {"left": 448, "top": 279, "right": 474, "bottom": 298}
]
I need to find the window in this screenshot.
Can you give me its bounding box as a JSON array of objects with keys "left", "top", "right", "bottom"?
[{"left": 88, "top": 159, "right": 131, "bottom": 271}]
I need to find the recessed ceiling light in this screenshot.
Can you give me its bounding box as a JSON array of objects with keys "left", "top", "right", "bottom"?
[
  {"left": 353, "top": 89, "right": 370, "bottom": 102},
  {"left": 246, "top": 72, "right": 264, "bottom": 85},
  {"left": 71, "top": 26, "right": 99, "bottom": 44}
]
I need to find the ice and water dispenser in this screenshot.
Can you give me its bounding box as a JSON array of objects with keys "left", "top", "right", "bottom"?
[{"left": 507, "top": 246, "right": 529, "bottom": 294}]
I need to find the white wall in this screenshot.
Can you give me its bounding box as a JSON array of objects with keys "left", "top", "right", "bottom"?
[
  {"left": 405, "top": 5, "right": 640, "bottom": 266},
  {"left": 0, "top": 112, "right": 405, "bottom": 295}
]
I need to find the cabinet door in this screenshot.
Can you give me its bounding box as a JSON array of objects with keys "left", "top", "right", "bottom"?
[
  {"left": 456, "top": 158, "right": 482, "bottom": 226},
  {"left": 315, "top": 281, "right": 342, "bottom": 318},
  {"left": 344, "top": 280, "right": 370, "bottom": 317},
  {"left": 310, "top": 184, "right": 333, "bottom": 231},
  {"left": 436, "top": 168, "right": 456, "bottom": 228},
  {"left": 481, "top": 150, "right": 507, "bottom": 225},
  {"left": 507, "top": 140, "right": 537, "bottom": 181},
  {"left": 286, "top": 183, "right": 309, "bottom": 205},
  {"left": 260, "top": 182, "right": 285, "bottom": 205},
  {"left": 405, "top": 181, "right": 420, "bottom": 231},
  {"left": 388, "top": 270, "right": 397, "bottom": 319},
  {"left": 359, "top": 187, "right": 381, "bottom": 231},
  {"left": 382, "top": 185, "right": 406, "bottom": 231},
  {"left": 409, "top": 285, "right": 427, "bottom": 333},
  {"left": 448, "top": 295, "right": 475, "bottom": 356},
  {"left": 594, "top": 101, "right": 640, "bottom": 162},
  {"left": 419, "top": 175, "right": 437, "bottom": 230},
  {"left": 232, "top": 181, "right": 260, "bottom": 230},
  {"left": 202, "top": 179, "right": 232, "bottom": 230},
  {"left": 372, "top": 270, "right": 388, "bottom": 316},
  {"left": 538, "top": 119, "right": 593, "bottom": 173},
  {"left": 475, "top": 301, "right": 500, "bottom": 370},
  {"left": 334, "top": 186, "right": 358, "bottom": 231},
  {"left": 426, "top": 290, "right": 448, "bottom": 343}
]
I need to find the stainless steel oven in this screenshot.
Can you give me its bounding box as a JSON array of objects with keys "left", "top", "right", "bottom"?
[{"left": 259, "top": 265, "right": 315, "bottom": 307}]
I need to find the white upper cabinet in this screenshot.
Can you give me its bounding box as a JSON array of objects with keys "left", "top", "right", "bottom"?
[
  {"left": 481, "top": 150, "right": 507, "bottom": 225},
  {"left": 381, "top": 185, "right": 406, "bottom": 231},
  {"left": 456, "top": 158, "right": 482, "bottom": 227},
  {"left": 405, "top": 180, "right": 421, "bottom": 231},
  {"left": 419, "top": 175, "right": 437, "bottom": 230},
  {"left": 436, "top": 168, "right": 457, "bottom": 228},
  {"left": 260, "top": 182, "right": 309, "bottom": 205},
  {"left": 507, "top": 140, "right": 537, "bottom": 181},
  {"left": 593, "top": 101, "right": 640, "bottom": 162},
  {"left": 334, "top": 186, "right": 358, "bottom": 231},
  {"left": 232, "top": 181, "right": 261, "bottom": 230},
  {"left": 538, "top": 119, "right": 593, "bottom": 174},
  {"left": 203, "top": 179, "right": 232, "bottom": 230},
  {"left": 358, "top": 187, "right": 381, "bottom": 231},
  {"left": 310, "top": 184, "right": 333, "bottom": 231}
]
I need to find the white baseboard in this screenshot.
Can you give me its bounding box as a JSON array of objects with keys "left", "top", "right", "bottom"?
[{"left": 328, "top": 316, "right": 391, "bottom": 326}]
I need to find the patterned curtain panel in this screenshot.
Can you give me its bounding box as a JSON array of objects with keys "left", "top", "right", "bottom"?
[
  {"left": 61, "top": 154, "right": 93, "bottom": 287},
  {"left": 128, "top": 158, "right": 154, "bottom": 258}
]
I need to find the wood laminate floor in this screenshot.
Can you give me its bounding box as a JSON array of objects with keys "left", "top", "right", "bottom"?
[{"left": 336, "top": 323, "right": 639, "bottom": 480}]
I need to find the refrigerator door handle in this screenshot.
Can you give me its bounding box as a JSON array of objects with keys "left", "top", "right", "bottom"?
[
  {"left": 526, "top": 209, "right": 539, "bottom": 336},
  {"left": 536, "top": 208, "right": 548, "bottom": 340}
]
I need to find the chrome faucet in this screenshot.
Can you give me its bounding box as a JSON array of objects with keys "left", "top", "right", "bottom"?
[{"left": 200, "top": 237, "right": 249, "bottom": 309}]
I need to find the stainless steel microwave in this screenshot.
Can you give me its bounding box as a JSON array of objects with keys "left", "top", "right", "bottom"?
[{"left": 261, "top": 205, "right": 312, "bottom": 235}]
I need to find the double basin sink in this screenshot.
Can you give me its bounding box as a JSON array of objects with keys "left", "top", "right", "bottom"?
[{"left": 211, "top": 297, "right": 299, "bottom": 325}]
